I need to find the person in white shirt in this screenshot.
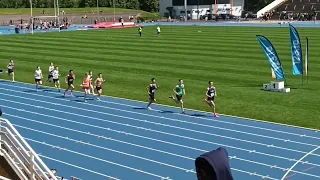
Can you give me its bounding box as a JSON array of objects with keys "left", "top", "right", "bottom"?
[
  {"left": 34, "top": 66, "right": 43, "bottom": 91},
  {"left": 45, "top": 62, "right": 54, "bottom": 85},
  {"left": 52, "top": 66, "right": 61, "bottom": 91},
  {"left": 157, "top": 26, "right": 160, "bottom": 36},
  {"left": 7, "top": 59, "right": 15, "bottom": 82},
  {"left": 88, "top": 70, "right": 95, "bottom": 95}
]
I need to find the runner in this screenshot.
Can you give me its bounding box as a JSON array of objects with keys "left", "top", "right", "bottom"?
[
  {"left": 138, "top": 26, "right": 142, "bottom": 37},
  {"left": 169, "top": 79, "right": 186, "bottom": 114},
  {"left": 64, "top": 70, "right": 75, "bottom": 97},
  {"left": 7, "top": 59, "right": 14, "bottom": 82},
  {"left": 94, "top": 73, "right": 105, "bottom": 100},
  {"left": 147, "top": 78, "right": 159, "bottom": 110},
  {"left": 81, "top": 73, "right": 91, "bottom": 102},
  {"left": 202, "top": 81, "right": 219, "bottom": 118},
  {"left": 88, "top": 71, "right": 95, "bottom": 95},
  {"left": 34, "top": 66, "right": 43, "bottom": 91},
  {"left": 45, "top": 63, "right": 54, "bottom": 85},
  {"left": 52, "top": 66, "right": 61, "bottom": 91},
  {"left": 157, "top": 26, "right": 161, "bottom": 37}
]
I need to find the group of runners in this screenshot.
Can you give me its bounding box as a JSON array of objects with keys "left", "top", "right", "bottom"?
[
  {"left": 32, "top": 62, "right": 105, "bottom": 102},
  {"left": 6, "top": 60, "right": 219, "bottom": 117},
  {"left": 146, "top": 78, "right": 219, "bottom": 117}
]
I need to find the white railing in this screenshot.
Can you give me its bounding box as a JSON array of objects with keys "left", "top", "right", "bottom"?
[
  {"left": 0, "top": 176, "right": 12, "bottom": 180},
  {"left": 257, "top": 0, "right": 288, "bottom": 18},
  {"left": 0, "top": 118, "right": 57, "bottom": 180}
]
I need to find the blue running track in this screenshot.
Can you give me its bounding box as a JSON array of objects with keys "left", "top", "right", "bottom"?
[{"left": 0, "top": 80, "right": 319, "bottom": 180}]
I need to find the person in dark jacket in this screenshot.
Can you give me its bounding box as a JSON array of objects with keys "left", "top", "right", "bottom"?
[{"left": 195, "top": 147, "right": 234, "bottom": 180}]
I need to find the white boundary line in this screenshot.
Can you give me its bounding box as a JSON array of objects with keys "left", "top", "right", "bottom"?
[
  {"left": 0, "top": 79, "right": 319, "bottom": 132},
  {"left": 281, "top": 146, "right": 320, "bottom": 180}
]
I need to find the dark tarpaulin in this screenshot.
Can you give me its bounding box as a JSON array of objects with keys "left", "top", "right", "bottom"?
[{"left": 195, "top": 147, "right": 234, "bottom": 180}]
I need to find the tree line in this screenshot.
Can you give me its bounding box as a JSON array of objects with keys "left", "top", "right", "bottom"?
[
  {"left": 0, "top": 0, "right": 273, "bottom": 13},
  {"left": 0, "top": 0, "right": 159, "bottom": 13}
]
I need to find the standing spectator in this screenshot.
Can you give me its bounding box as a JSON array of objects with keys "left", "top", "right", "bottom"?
[
  {"left": 157, "top": 26, "right": 161, "bottom": 36},
  {"left": 195, "top": 147, "right": 234, "bottom": 180},
  {"left": 138, "top": 26, "right": 142, "bottom": 37}
]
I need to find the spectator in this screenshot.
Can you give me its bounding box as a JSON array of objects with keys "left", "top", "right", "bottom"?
[{"left": 195, "top": 147, "right": 234, "bottom": 180}]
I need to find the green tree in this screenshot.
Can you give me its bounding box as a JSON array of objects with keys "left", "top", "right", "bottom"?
[
  {"left": 98, "top": 0, "right": 112, "bottom": 8},
  {"left": 59, "top": 0, "right": 76, "bottom": 8},
  {"left": 139, "top": 0, "right": 158, "bottom": 12},
  {"left": 126, "top": 0, "right": 139, "bottom": 9},
  {"left": 36, "top": 0, "right": 49, "bottom": 8}
]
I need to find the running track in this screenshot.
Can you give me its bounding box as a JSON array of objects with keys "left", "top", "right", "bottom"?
[{"left": 0, "top": 80, "right": 319, "bottom": 180}]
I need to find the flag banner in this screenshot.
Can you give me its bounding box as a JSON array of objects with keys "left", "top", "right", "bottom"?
[
  {"left": 256, "top": 35, "right": 285, "bottom": 80},
  {"left": 289, "top": 24, "right": 303, "bottom": 75},
  {"left": 271, "top": 68, "right": 276, "bottom": 79},
  {"left": 305, "top": 37, "right": 309, "bottom": 77}
]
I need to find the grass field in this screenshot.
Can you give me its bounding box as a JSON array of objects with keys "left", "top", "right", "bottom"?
[
  {"left": 0, "top": 26, "right": 319, "bottom": 129},
  {"left": 0, "top": 8, "right": 140, "bottom": 15}
]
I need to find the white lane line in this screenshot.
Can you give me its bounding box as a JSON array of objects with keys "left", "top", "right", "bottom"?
[
  {"left": 1, "top": 97, "right": 320, "bottom": 169},
  {"left": 0, "top": 85, "right": 316, "bottom": 148},
  {"left": 6, "top": 112, "right": 320, "bottom": 179},
  {"left": 5, "top": 112, "right": 194, "bottom": 160},
  {"left": 12, "top": 123, "right": 196, "bottom": 173},
  {"left": 2, "top": 83, "right": 320, "bottom": 142},
  {"left": 21, "top": 137, "right": 173, "bottom": 180},
  {"left": 0, "top": 90, "right": 319, "bottom": 157},
  {"left": 2, "top": 79, "right": 320, "bottom": 137},
  {"left": 98, "top": 98, "right": 320, "bottom": 141},
  {"left": 281, "top": 146, "right": 320, "bottom": 180},
  {"left": 38, "top": 155, "right": 121, "bottom": 180}
]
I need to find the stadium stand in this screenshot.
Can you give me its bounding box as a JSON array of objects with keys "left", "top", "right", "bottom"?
[
  {"left": 261, "top": 0, "right": 318, "bottom": 20},
  {"left": 0, "top": 118, "right": 59, "bottom": 180},
  {"left": 0, "top": 156, "right": 21, "bottom": 180}
]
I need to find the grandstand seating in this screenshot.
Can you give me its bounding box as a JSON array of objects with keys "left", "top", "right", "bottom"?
[
  {"left": 0, "top": 118, "right": 59, "bottom": 180},
  {"left": 0, "top": 156, "right": 20, "bottom": 180},
  {"left": 271, "top": 0, "right": 319, "bottom": 20}
]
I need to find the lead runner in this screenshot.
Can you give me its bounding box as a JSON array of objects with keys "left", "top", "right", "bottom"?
[{"left": 202, "top": 81, "right": 219, "bottom": 118}]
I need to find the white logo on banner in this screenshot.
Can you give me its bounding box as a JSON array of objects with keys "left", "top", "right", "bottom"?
[
  {"left": 292, "top": 40, "right": 301, "bottom": 66},
  {"left": 266, "top": 46, "right": 281, "bottom": 75}
]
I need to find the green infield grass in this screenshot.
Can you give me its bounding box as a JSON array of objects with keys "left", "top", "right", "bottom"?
[
  {"left": 0, "top": 26, "right": 319, "bottom": 129},
  {"left": 0, "top": 8, "right": 140, "bottom": 15}
]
